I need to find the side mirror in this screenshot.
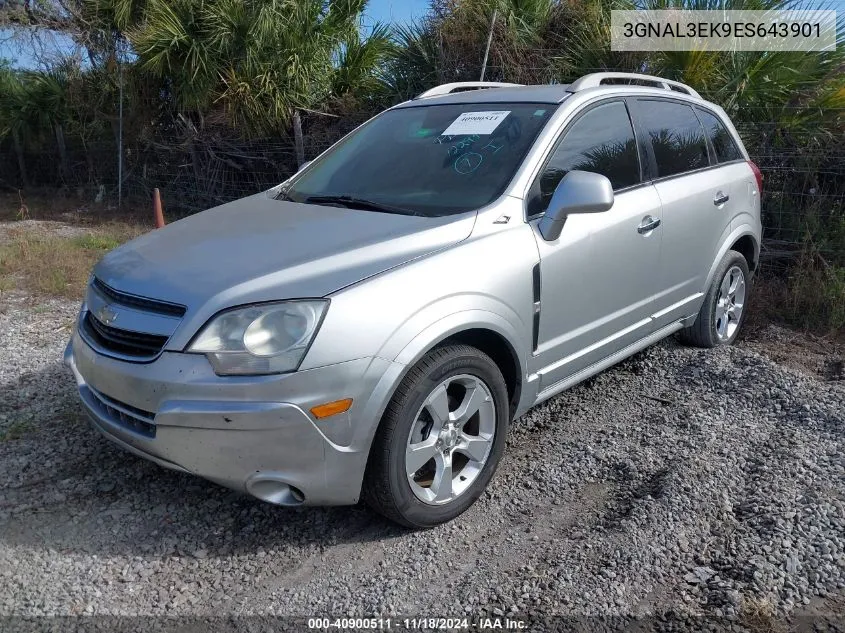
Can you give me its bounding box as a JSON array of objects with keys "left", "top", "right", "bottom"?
[
  {"left": 538, "top": 170, "right": 614, "bottom": 242},
  {"left": 297, "top": 160, "right": 312, "bottom": 172}
]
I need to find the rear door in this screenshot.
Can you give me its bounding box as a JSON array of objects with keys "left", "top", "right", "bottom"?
[
  {"left": 695, "top": 105, "right": 757, "bottom": 243},
  {"left": 528, "top": 99, "right": 664, "bottom": 391},
  {"left": 630, "top": 98, "right": 738, "bottom": 326}
]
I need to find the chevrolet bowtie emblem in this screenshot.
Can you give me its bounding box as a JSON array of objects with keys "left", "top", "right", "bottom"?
[{"left": 96, "top": 305, "right": 118, "bottom": 325}]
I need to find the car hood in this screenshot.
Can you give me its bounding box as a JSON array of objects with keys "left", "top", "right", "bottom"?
[{"left": 94, "top": 191, "right": 475, "bottom": 312}]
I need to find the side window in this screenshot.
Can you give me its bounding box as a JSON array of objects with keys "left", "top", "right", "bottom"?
[
  {"left": 534, "top": 101, "right": 640, "bottom": 212},
  {"left": 636, "top": 100, "right": 710, "bottom": 177},
  {"left": 696, "top": 108, "right": 743, "bottom": 163}
]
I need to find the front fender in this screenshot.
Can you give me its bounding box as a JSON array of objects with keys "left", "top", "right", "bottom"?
[
  {"left": 302, "top": 221, "right": 538, "bottom": 371},
  {"left": 392, "top": 307, "right": 526, "bottom": 368},
  {"left": 349, "top": 306, "right": 529, "bottom": 461},
  {"left": 302, "top": 220, "right": 539, "bottom": 455}
]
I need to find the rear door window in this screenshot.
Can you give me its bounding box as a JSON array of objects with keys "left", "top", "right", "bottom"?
[
  {"left": 636, "top": 100, "right": 710, "bottom": 178},
  {"left": 696, "top": 108, "right": 743, "bottom": 163}
]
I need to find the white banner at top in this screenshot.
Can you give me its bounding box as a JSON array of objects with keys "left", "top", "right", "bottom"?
[{"left": 610, "top": 10, "right": 837, "bottom": 52}]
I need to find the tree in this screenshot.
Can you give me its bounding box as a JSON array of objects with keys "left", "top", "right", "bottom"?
[
  {"left": 0, "top": 64, "right": 30, "bottom": 186},
  {"left": 129, "top": 0, "right": 391, "bottom": 134}
]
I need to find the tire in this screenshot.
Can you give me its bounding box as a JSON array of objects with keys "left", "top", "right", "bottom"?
[
  {"left": 363, "top": 344, "right": 510, "bottom": 528},
  {"left": 680, "top": 250, "right": 751, "bottom": 348}
]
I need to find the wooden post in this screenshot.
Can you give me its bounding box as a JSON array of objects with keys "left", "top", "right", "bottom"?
[
  {"left": 480, "top": 9, "right": 497, "bottom": 81},
  {"left": 55, "top": 123, "right": 68, "bottom": 184},
  {"left": 117, "top": 57, "right": 124, "bottom": 209},
  {"left": 12, "top": 130, "right": 28, "bottom": 188},
  {"left": 292, "top": 110, "right": 305, "bottom": 169},
  {"left": 153, "top": 188, "right": 166, "bottom": 228}
]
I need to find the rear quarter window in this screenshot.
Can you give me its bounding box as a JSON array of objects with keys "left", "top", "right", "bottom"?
[{"left": 696, "top": 108, "right": 743, "bottom": 163}]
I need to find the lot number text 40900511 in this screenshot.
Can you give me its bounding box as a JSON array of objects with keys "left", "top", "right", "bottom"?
[{"left": 307, "top": 616, "right": 528, "bottom": 630}]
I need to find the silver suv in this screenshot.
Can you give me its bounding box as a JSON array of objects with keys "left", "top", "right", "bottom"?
[{"left": 65, "top": 73, "right": 762, "bottom": 527}]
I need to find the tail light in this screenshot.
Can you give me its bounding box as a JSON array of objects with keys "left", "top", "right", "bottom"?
[{"left": 747, "top": 160, "right": 763, "bottom": 194}]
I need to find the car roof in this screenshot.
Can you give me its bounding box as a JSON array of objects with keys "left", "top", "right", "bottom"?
[
  {"left": 392, "top": 85, "right": 573, "bottom": 108},
  {"left": 391, "top": 74, "right": 712, "bottom": 110}
]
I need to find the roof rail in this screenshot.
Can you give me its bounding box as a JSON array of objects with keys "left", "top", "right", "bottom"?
[
  {"left": 568, "top": 73, "right": 701, "bottom": 99},
  {"left": 415, "top": 81, "right": 524, "bottom": 99}
]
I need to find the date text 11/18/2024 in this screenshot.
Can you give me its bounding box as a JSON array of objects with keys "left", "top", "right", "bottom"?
[{"left": 307, "top": 616, "right": 528, "bottom": 630}]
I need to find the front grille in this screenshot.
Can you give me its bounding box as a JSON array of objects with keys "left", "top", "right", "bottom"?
[
  {"left": 82, "top": 311, "right": 169, "bottom": 359},
  {"left": 88, "top": 387, "right": 156, "bottom": 438},
  {"left": 93, "top": 278, "right": 186, "bottom": 318}
]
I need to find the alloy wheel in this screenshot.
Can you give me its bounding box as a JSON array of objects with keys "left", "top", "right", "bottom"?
[
  {"left": 715, "top": 265, "right": 746, "bottom": 341},
  {"left": 405, "top": 374, "right": 496, "bottom": 505}
]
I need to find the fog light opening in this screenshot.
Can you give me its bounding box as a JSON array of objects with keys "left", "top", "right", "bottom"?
[{"left": 247, "top": 476, "right": 306, "bottom": 506}]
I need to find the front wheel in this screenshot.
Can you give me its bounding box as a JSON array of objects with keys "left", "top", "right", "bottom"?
[
  {"left": 680, "top": 250, "right": 751, "bottom": 348},
  {"left": 363, "top": 344, "right": 510, "bottom": 528}
]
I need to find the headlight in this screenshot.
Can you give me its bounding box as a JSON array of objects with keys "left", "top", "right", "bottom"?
[{"left": 188, "top": 300, "right": 328, "bottom": 375}]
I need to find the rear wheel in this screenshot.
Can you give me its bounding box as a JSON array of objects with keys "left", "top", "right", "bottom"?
[
  {"left": 363, "top": 344, "right": 509, "bottom": 528},
  {"left": 680, "top": 250, "right": 750, "bottom": 348}
]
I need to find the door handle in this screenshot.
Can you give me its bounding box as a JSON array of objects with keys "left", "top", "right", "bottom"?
[
  {"left": 714, "top": 192, "right": 730, "bottom": 205},
  {"left": 637, "top": 216, "right": 661, "bottom": 234}
]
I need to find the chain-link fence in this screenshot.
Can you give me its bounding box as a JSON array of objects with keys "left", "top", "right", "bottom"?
[
  {"left": 2, "top": 108, "right": 843, "bottom": 266},
  {"left": 0, "top": 108, "right": 374, "bottom": 214}
]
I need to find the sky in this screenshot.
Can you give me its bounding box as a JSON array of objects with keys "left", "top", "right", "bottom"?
[{"left": 365, "top": 0, "right": 430, "bottom": 27}]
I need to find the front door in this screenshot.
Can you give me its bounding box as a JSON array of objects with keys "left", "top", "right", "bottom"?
[{"left": 528, "top": 99, "right": 664, "bottom": 392}]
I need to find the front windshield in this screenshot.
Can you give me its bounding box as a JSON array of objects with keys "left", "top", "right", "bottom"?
[{"left": 283, "top": 102, "right": 557, "bottom": 217}]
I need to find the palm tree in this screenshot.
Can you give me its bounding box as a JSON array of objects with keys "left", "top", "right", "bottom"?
[
  {"left": 562, "top": 0, "right": 845, "bottom": 134},
  {"left": 130, "top": 0, "right": 391, "bottom": 135},
  {"left": 0, "top": 64, "right": 74, "bottom": 186},
  {"left": 381, "top": 0, "right": 623, "bottom": 93},
  {"left": 24, "top": 67, "right": 73, "bottom": 182},
  {"left": 0, "top": 65, "right": 30, "bottom": 187},
  {"left": 382, "top": 22, "right": 443, "bottom": 100}
]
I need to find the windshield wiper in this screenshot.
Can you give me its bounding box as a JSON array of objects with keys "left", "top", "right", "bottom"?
[{"left": 304, "top": 195, "right": 419, "bottom": 216}]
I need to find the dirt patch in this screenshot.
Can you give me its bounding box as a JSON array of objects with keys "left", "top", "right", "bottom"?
[
  {"left": 0, "top": 191, "right": 154, "bottom": 226},
  {"left": 740, "top": 323, "right": 845, "bottom": 385},
  {"left": 0, "top": 220, "right": 94, "bottom": 247},
  {"left": 0, "top": 220, "right": 145, "bottom": 301}
]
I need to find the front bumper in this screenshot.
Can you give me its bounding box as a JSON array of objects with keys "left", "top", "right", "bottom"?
[{"left": 64, "top": 330, "right": 403, "bottom": 505}]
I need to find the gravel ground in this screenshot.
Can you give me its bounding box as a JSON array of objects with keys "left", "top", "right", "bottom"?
[{"left": 0, "top": 288, "right": 843, "bottom": 627}]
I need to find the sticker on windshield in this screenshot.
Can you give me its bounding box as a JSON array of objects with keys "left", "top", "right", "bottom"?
[{"left": 441, "top": 111, "right": 511, "bottom": 136}]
